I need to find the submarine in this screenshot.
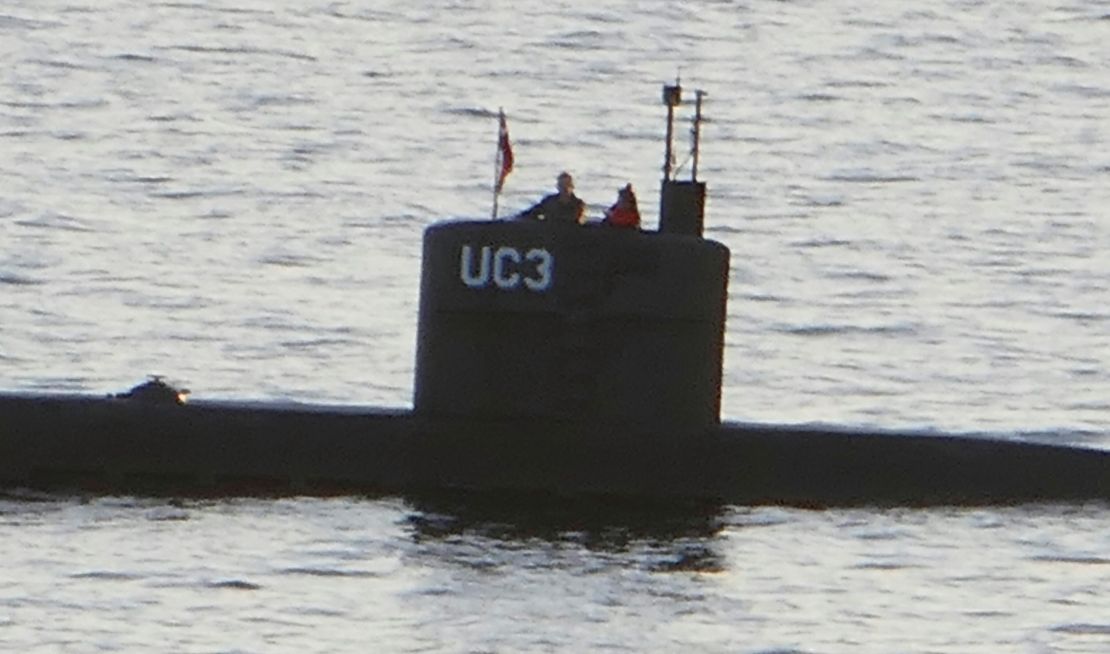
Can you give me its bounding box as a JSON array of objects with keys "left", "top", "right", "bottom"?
[{"left": 2, "top": 83, "right": 1109, "bottom": 507}]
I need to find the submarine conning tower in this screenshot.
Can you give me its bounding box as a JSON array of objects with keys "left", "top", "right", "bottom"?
[{"left": 414, "top": 82, "right": 729, "bottom": 428}]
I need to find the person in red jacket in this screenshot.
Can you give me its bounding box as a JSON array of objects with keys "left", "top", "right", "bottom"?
[{"left": 603, "top": 183, "right": 641, "bottom": 228}]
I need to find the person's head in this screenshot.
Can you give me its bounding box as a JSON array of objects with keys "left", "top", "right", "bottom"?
[
  {"left": 617, "top": 183, "right": 638, "bottom": 210},
  {"left": 556, "top": 172, "right": 574, "bottom": 196}
]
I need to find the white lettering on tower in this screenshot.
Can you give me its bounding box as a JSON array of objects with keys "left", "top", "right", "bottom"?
[{"left": 458, "top": 245, "right": 553, "bottom": 292}]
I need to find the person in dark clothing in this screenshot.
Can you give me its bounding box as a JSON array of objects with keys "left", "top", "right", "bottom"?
[{"left": 515, "top": 171, "right": 586, "bottom": 225}]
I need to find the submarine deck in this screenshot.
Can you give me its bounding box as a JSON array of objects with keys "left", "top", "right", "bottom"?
[{"left": 2, "top": 392, "right": 1108, "bottom": 507}]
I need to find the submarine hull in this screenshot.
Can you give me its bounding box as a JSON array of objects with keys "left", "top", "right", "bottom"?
[{"left": 2, "top": 393, "right": 1107, "bottom": 506}]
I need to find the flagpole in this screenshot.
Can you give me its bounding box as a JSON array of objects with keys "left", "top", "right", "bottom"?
[
  {"left": 491, "top": 108, "right": 513, "bottom": 219},
  {"left": 492, "top": 107, "right": 503, "bottom": 219}
]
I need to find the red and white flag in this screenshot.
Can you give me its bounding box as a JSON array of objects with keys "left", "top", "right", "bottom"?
[{"left": 495, "top": 109, "right": 513, "bottom": 193}]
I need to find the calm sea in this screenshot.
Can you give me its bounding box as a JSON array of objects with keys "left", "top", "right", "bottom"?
[{"left": 2, "top": 1, "right": 1109, "bottom": 651}]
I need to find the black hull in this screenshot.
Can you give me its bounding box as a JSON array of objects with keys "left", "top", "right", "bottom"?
[{"left": 2, "top": 392, "right": 1108, "bottom": 507}]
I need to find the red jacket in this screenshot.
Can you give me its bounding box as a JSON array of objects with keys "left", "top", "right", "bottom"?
[{"left": 605, "top": 206, "right": 640, "bottom": 228}]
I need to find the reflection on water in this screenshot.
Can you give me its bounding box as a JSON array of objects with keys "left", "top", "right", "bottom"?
[
  {"left": 406, "top": 491, "right": 728, "bottom": 573},
  {"left": 1, "top": 493, "right": 1109, "bottom": 652}
]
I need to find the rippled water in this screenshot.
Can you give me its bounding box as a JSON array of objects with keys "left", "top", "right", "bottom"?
[
  {"left": 2, "top": 1, "right": 1109, "bottom": 651},
  {"left": 2, "top": 495, "right": 1109, "bottom": 653}
]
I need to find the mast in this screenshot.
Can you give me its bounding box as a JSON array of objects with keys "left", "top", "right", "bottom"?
[
  {"left": 658, "top": 81, "right": 709, "bottom": 237},
  {"left": 691, "top": 89, "right": 706, "bottom": 181},
  {"left": 661, "top": 82, "right": 682, "bottom": 181}
]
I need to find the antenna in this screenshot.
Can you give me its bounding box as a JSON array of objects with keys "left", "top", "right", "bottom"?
[
  {"left": 659, "top": 81, "right": 708, "bottom": 237},
  {"left": 661, "top": 79, "right": 682, "bottom": 181},
  {"left": 691, "top": 89, "right": 707, "bottom": 181}
]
